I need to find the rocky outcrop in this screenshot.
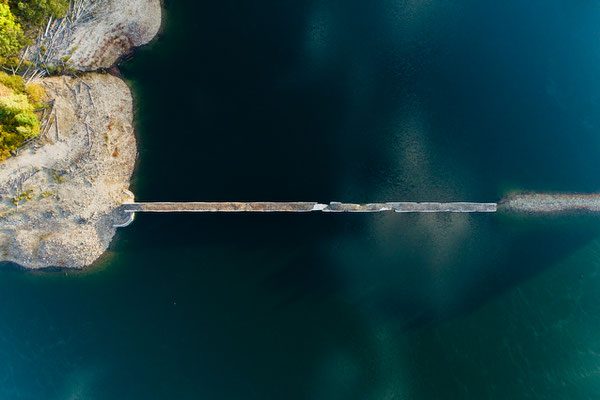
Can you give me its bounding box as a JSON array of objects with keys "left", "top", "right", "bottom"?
[
  {"left": 0, "top": 0, "right": 161, "bottom": 268},
  {"left": 65, "top": 0, "right": 162, "bottom": 70},
  {"left": 0, "top": 74, "right": 136, "bottom": 268},
  {"left": 31, "top": 0, "right": 162, "bottom": 73}
]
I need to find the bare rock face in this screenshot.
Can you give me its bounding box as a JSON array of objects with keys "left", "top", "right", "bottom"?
[
  {"left": 61, "top": 0, "right": 161, "bottom": 70},
  {"left": 0, "top": 74, "right": 136, "bottom": 268}
]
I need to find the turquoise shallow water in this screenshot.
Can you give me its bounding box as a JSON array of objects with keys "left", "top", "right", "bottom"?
[{"left": 2, "top": 0, "right": 600, "bottom": 398}]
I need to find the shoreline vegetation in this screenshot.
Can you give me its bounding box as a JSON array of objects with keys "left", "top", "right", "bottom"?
[{"left": 0, "top": 0, "right": 69, "bottom": 160}]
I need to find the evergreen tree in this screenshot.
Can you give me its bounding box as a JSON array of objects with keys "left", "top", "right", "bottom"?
[
  {"left": 0, "top": 3, "right": 23, "bottom": 58},
  {"left": 9, "top": 0, "right": 68, "bottom": 28}
]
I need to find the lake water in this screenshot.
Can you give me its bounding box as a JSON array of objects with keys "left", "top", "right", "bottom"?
[{"left": 2, "top": 0, "right": 600, "bottom": 398}]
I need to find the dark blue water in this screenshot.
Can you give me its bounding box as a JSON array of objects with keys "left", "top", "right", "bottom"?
[{"left": 2, "top": 0, "right": 600, "bottom": 398}]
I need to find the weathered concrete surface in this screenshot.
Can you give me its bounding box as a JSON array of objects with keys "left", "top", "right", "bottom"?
[
  {"left": 500, "top": 194, "right": 600, "bottom": 213},
  {"left": 121, "top": 202, "right": 498, "bottom": 214}
]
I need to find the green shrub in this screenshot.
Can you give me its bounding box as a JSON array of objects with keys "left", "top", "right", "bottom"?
[
  {"left": 0, "top": 3, "right": 24, "bottom": 58},
  {"left": 0, "top": 70, "right": 24, "bottom": 92},
  {"left": 0, "top": 93, "right": 33, "bottom": 117},
  {"left": 51, "top": 171, "right": 65, "bottom": 183},
  {"left": 25, "top": 82, "right": 45, "bottom": 102},
  {"left": 14, "top": 110, "right": 35, "bottom": 123},
  {"left": 8, "top": 0, "right": 68, "bottom": 28},
  {"left": 0, "top": 79, "right": 42, "bottom": 161}
]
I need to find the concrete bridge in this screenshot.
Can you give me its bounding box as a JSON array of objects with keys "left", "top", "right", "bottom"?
[
  {"left": 123, "top": 201, "right": 498, "bottom": 213},
  {"left": 114, "top": 201, "right": 497, "bottom": 227}
]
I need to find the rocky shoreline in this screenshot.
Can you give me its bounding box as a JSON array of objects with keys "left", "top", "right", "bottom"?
[
  {"left": 0, "top": 0, "right": 161, "bottom": 269},
  {"left": 35, "top": 0, "right": 162, "bottom": 71}
]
